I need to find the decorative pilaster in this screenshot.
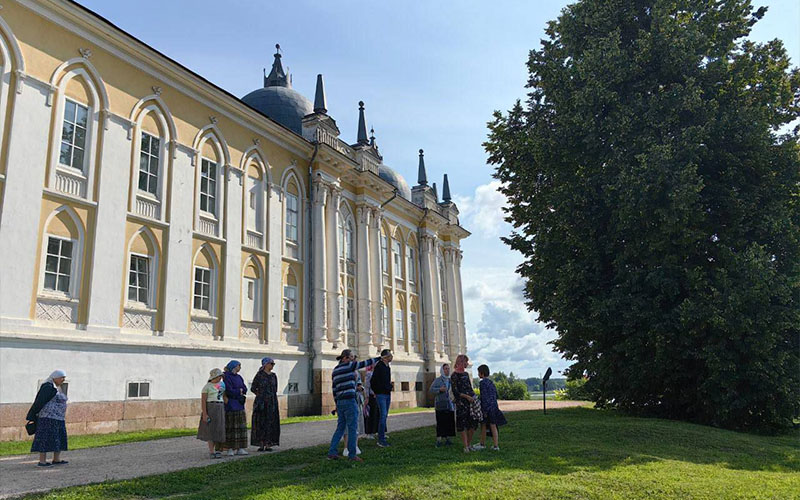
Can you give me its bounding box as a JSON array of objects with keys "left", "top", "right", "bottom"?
[
  {"left": 221, "top": 166, "right": 244, "bottom": 340},
  {"left": 369, "top": 208, "right": 384, "bottom": 348},
  {"left": 311, "top": 179, "right": 329, "bottom": 344},
  {"left": 355, "top": 205, "right": 373, "bottom": 356},
  {"left": 265, "top": 183, "right": 284, "bottom": 344},
  {"left": 443, "top": 246, "right": 460, "bottom": 360},
  {"left": 325, "top": 186, "right": 341, "bottom": 344},
  {"left": 419, "top": 233, "right": 440, "bottom": 370},
  {"left": 454, "top": 249, "right": 467, "bottom": 355}
]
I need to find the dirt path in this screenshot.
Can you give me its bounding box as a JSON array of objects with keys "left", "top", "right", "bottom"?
[{"left": 0, "top": 400, "right": 585, "bottom": 498}]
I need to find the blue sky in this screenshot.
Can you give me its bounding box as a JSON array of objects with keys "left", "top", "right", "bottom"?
[{"left": 78, "top": 0, "right": 799, "bottom": 379}]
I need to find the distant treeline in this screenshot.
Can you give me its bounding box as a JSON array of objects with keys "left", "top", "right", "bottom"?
[
  {"left": 473, "top": 371, "right": 567, "bottom": 399},
  {"left": 526, "top": 377, "right": 566, "bottom": 392}
]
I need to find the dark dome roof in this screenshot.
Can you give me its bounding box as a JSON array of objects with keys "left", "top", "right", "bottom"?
[
  {"left": 378, "top": 164, "right": 412, "bottom": 200},
  {"left": 242, "top": 86, "right": 313, "bottom": 135}
]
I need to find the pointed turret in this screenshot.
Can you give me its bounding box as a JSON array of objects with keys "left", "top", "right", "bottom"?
[
  {"left": 370, "top": 128, "right": 377, "bottom": 148},
  {"left": 356, "top": 101, "right": 369, "bottom": 145},
  {"left": 313, "top": 74, "right": 327, "bottom": 114},
  {"left": 265, "top": 44, "right": 290, "bottom": 88},
  {"left": 442, "top": 174, "right": 452, "bottom": 202},
  {"left": 417, "top": 149, "right": 428, "bottom": 186},
  {"left": 432, "top": 182, "right": 438, "bottom": 201}
]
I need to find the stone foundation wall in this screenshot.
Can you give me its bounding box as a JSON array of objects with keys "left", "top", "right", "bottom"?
[{"left": 0, "top": 394, "right": 314, "bottom": 442}]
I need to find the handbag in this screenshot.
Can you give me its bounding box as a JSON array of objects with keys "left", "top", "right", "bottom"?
[
  {"left": 469, "top": 397, "right": 484, "bottom": 422},
  {"left": 25, "top": 420, "right": 37, "bottom": 436}
]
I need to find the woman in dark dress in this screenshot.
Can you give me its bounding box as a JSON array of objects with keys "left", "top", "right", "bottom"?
[
  {"left": 27, "top": 370, "right": 69, "bottom": 467},
  {"left": 251, "top": 357, "right": 280, "bottom": 451},
  {"left": 363, "top": 365, "right": 379, "bottom": 437},
  {"left": 451, "top": 354, "right": 479, "bottom": 453},
  {"left": 221, "top": 360, "right": 249, "bottom": 455}
]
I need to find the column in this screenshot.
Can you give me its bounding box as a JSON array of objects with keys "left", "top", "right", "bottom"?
[
  {"left": 325, "top": 186, "right": 341, "bottom": 345},
  {"left": 0, "top": 78, "right": 55, "bottom": 324},
  {"left": 265, "top": 182, "right": 283, "bottom": 344},
  {"left": 355, "top": 204, "right": 373, "bottom": 357},
  {"left": 311, "top": 178, "right": 328, "bottom": 346},
  {"left": 221, "top": 166, "right": 243, "bottom": 340},
  {"left": 419, "top": 233, "right": 439, "bottom": 371},
  {"left": 454, "top": 249, "right": 467, "bottom": 355},
  {"left": 369, "top": 208, "right": 383, "bottom": 348},
  {"left": 86, "top": 114, "right": 133, "bottom": 331},
  {"left": 162, "top": 143, "right": 196, "bottom": 335},
  {"left": 444, "top": 246, "right": 460, "bottom": 360}
]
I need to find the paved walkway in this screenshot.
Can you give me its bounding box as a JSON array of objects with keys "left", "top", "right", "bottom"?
[{"left": 0, "top": 400, "right": 583, "bottom": 498}]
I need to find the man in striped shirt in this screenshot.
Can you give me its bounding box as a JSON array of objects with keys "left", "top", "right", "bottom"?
[{"left": 327, "top": 349, "right": 385, "bottom": 461}]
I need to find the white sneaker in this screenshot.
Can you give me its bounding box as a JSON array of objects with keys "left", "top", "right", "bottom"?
[
  {"left": 471, "top": 444, "right": 486, "bottom": 451},
  {"left": 356, "top": 446, "right": 362, "bottom": 455},
  {"left": 226, "top": 449, "right": 235, "bottom": 456},
  {"left": 236, "top": 448, "right": 249, "bottom": 455},
  {"left": 491, "top": 446, "right": 500, "bottom": 451},
  {"left": 343, "top": 448, "right": 349, "bottom": 457}
]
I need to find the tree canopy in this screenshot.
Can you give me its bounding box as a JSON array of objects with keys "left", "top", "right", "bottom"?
[{"left": 485, "top": 0, "right": 800, "bottom": 431}]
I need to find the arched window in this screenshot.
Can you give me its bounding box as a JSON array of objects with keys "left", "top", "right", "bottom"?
[
  {"left": 47, "top": 60, "right": 108, "bottom": 200},
  {"left": 338, "top": 203, "right": 356, "bottom": 343},
  {"left": 192, "top": 245, "right": 217, "bottom": 316},
  {"left": 382, "top": 290, "right": 391, "bottom": 341},
  {"left": 126, "top": 228, "right": 159, "bottom": 309},
  {"left": 128, "top": 97, "right": 175, "bottom": 221},
  {"left": 241, "top": 148, "right": 270, "bottom": 250},
  {"left": 392, "top": 234, "right": 403, "bottom": 281},
  {"left": 193, "top": 127, "right": 228, "bottom": 238},
  {"left": 395, "top": 294, "right": 406, "bottom": 343},
  {"left": 409, "top": 298, "right": 419, "bottom": 343},
  {"left": 283, "top": 268, "right": 298, "bottom": 327},
  {"left": 36, "top": 206, "right": 85, "bottom": 325},
  {"left": 380, "top": 228, "right": 389, "bottom": 276},
  {"left": 406, "top": 235, "right": 418, "bottom": 294},
  {"left": 282, "top": 170, "right": 304, "bottom": 260}
]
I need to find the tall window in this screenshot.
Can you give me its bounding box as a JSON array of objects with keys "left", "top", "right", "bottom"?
[
  {"left": 338, "top": 217, "right": 354, "bottom": 262},
  {"left": 442, "top": 314, "right": 449, "bottom": 345},
  {"left": 382, "top": 302, "right": 390, "bottom": 338},
  {"left": 138, "top": 133, "right": 160, "bottom": 195},
  {"left": 44, "top": 237, "right": 73, "bottom": 293},
  {"left": 59, "top": 99, "right": 88, "bottom": 170},
  {"left": 392, "top": 240, "right": 402, "bottom": 279},
  {"left": 199, "top": 159, "right": 217, "bottom": 215},
  {"left": 410, "top": 311, "right": 418, "bottom": 342},
  {"left": 285, "top": 193, "right": 299, "bottom": 243},
  {"left": 193, "top": 266, "right": 211, "bottom": 312},
  {"left": 380, "top": 233, "right": 388, "bottom": 274},
  {"left": 395, "top": 308, "right": 405, "bottom": 340},
  {"left": 128, "top": 255, "right": 150, "bottom": 304},
  {"left": 407, "top": 247, "right": 416, "bottom": 292},
  {"left": 283, "top": 285, "right": 297, "bottom": 324},
  {"left": 346, "top": 297, "right": 355, "bottom": 333}
]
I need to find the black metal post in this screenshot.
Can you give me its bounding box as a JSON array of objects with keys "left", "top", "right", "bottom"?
[{"left": 542, "top": 367, "right": 552, "bottom": 415}]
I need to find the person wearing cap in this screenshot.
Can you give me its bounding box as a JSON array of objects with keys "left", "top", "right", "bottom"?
[
  {"left": 371, "top": 349, "right": 394, "bottom": 447},
  {"left": 250, "top": 357, "right": 280, "bottom": 452},
  {"left": 221, "top": 360, "right": 249, "bottom": 456},
  {"left": 27, "top": 370, "right": 69, "bottom": 467},
  {"left": 327, "top": 349, "right": 384, "bottom": 461},
  {"left": 197, "top": 368, "right": 227, "bottom": 459}
]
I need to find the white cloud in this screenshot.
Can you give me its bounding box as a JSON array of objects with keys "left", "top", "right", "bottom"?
[{"left": 453, "top": 180, "right": 510, "bottom": 238}]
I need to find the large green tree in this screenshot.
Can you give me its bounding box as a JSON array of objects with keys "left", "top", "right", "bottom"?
[{"left": 486, "top": 0, "right": 800, "bottom": 431}]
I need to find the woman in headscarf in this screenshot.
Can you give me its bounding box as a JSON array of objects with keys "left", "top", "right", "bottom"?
[
  {"left": 363, "top": 364, "right": 379, "bottom": 438},
  {"left": 197, "top": 368, "right": 226, "bottom": 459},
  {"left": 221, "top": 360, "right": 249, "bottom": 455},
  {"left": 429, "top": 363, "right": 456, "bottom": 447},
  {"left": 27, "top": 370, "right": 69, "bottom": 466},
  {"left": 451, "top": 354, "right": 479, "bottom": 453},
  {"left": 250, "top": 357, "right": 280, "bottom": 452}
]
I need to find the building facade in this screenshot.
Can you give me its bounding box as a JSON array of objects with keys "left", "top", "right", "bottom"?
[{"left": 0, "top": 0, "right": 468, "bottom": 440}]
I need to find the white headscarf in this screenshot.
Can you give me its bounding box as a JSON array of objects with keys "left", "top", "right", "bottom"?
[
  {"left": 440, "top": 363, "right": 451, "bottom": 379},
  {"left": 46, "top": 370, "right": 66, "bottom": 387}
]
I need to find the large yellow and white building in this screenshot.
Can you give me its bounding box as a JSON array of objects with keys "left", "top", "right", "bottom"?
[{"left": 0, "top": 1, "right": 468, "bottom": 439}]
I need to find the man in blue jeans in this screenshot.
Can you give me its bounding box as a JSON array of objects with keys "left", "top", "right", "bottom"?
[
  {"left": 371, "top": 349, "right": 393, "bottom": 447},
  {"left": 327, "top": 349, "right": 385, "bottom": 461}
]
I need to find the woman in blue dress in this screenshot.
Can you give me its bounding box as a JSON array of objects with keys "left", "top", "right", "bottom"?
[{"left": 477, "top": 364, "right": 507, "bottom": 451}]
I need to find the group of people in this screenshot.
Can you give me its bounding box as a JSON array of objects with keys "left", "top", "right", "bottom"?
[
  {"left": 197, "top": 358, "right": 281, "bottom": 459},
  {"left": 24, "top": 352, "right": 504, "bottom": 467}
]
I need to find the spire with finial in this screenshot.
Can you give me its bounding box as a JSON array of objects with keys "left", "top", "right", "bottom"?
[
  {"left": 356, "top": 101, "right": 369, "bottom": 145},
  {"left": 432, "top": 182, "right": 438, "bottom": 201},
  {"left": 264, "top": 44, "right": 290, "bottom": 88},
  {"left": 369, "top": 127, "right": 376, "bottom": 147},
  {"left": 417, "top": 149, "right": 428, "bottom": 186},
  {"left": 442, "top": 174, "right": 452, "bottom": 202},
  {"left": 313, "top": 74, "right": 327, "bottom": 114}
]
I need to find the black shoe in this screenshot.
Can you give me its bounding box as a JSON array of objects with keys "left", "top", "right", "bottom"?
[
  {"left": 52, "top": 460, "right": 69, "bottom": 465},
  {"left": 37, "top": 462, "right": 52, "bottom": 467}
]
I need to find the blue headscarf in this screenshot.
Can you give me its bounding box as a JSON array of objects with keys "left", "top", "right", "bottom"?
[
  {"left": 261, "top": 357, "right": 275, "bottom": 366},
  {"left": 225, "top": 360, "right": 241, "bottom": 372}
]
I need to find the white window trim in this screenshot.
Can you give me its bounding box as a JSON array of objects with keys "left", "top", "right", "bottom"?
[
  {"left": 192, "top": 265, "right": 216, "bottom": 317},
  {"left": 241, "top": 275, "right": 262, "bottom": 323},
  {"left": 283, "top": 284, "right": 298, "bottom": 326},
  {"left": 198, "top": 157, "right": 220, "bottom": 218},
  {"left": 284, "top": 191, "right": 300, "bottom": 244},
  {"left": 126, "top": 380, "right": 152, "bottom": 400},
  {"left": 125, "top": 252, "right": 157, "bottom": 310},
  {"left": 38, "top": 234, "right": 81, "bottom": 300},
  {"left": 47, "top": 69, "right": 102, "bottom": 200}
]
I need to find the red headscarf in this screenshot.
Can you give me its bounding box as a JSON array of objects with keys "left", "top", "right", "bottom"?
[{"left": 453, "top": 354, "right": 469, "bottom": 373}]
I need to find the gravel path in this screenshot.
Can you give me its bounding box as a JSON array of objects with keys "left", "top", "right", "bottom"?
[{"left": 0, "top": 400, "right": 584, "bottom": 498}]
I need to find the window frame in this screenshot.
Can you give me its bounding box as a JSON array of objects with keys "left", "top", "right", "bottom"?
[
  {"left": 137, "top": 131, "right": 161, "bottom": 197},
  {"left": 283, "top": 284, "right": 297, "bottom": 326},
  {"left": 192, "top": 265, "right": 214, "bottom": 314},
  {"left": 58, "top": 98, "right": 89, "bottom": 173},
  {"left": 126, "top": 252, "right": 152, "bottom": 308},
  {"left": 199, "top": 157, "right": 218, "bottom": 218},
  {"left": 40, "top": 234, "right": 78, "bottom": 299},
  {"left": 126, "top": 380, "right": 151, "bottom": 400}
]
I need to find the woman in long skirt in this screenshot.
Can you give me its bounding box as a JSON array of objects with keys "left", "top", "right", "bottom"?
[
  {"left": 221, "top": 360, "right": 249, "bottom": 455},
  {"left": 197, "top": 368, "right": 226, "bottom": 458},
  {"left": 451, "top": 354, "right": 479, "bottom": 453},
  {"left": 28, "top": 370, "right": 69, "bottom": 466},
  {"left": 363, "top": 365, "right": 379, "bottom": 437},
  {"left": 251, "top": 357, "right": 280, "bottom": 451},
  {"left": 429, "top": 363, "right": 456, "bottom": 446}
]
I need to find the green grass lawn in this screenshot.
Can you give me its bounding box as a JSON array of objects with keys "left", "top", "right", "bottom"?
[
  {"left": 0, "top": 407, "right": 432, "bottom": 457},
  {"left": 22, "top": 407, "right": 799, "bottom": 500}
]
